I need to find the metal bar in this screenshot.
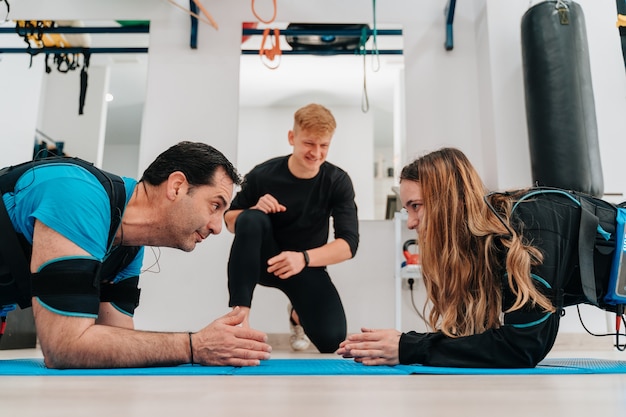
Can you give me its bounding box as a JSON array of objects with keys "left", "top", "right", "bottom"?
[
  {"left": 189, "top": 0, "right": 199, "bottom": 49},
  {"left": 0, "top": 47, "right": 148, "bottom": 54},
  {"left": 242, "top": 28, "right": 402, "bottom": 37},
  {"left": 0, "top": 26, "right": 149, "bottom": 34},
  {"left": 241, "top": 49, "right": 403, "bottom": 56}
]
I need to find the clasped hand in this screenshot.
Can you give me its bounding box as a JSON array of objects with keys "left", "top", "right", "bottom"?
[{"left": 193, "top": 307, "right": 272, "bottom": 366}]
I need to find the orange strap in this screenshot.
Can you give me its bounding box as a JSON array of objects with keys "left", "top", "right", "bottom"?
[
  {"left": 251, "top": 0, "right": 277, "bottom": 24},
  {"left": 259, "top": 27, "right": 281, "bottom": 66},
  {"left": 190, "top": 0, "right": 219, "bottom": 30},
  {"left": 167, "top": 0, "right": 218, "bottom": 30}
]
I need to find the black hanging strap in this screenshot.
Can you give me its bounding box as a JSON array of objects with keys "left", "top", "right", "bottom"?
[{"left": 79, "top": 52, "right": 91, "bottom": 115}]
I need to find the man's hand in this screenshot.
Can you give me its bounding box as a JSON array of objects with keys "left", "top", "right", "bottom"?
[
  {"left": 251, "top": 194, "right": 286, "bottom": 214},
  {"left": 192, "top": 307, "right": 272, "bottom": 366},
  {"left": 267, "top": 251, "right": 306, "bottom": 279},
  {"left": 336, "top": 327, "right": 401, "bottom": 366}
]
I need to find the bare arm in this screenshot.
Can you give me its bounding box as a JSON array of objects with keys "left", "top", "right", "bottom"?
[
  {"left": 306, "top": 238, "right": 352, "bottom": 267},
  {"left": 96, "top": 303, "right": 134, "bottom": 328},
  {"left": 31, "top": 221, "right": 271, "bottom": 369},
  {"left": 34, "top": 301, "right": 271, "bottom": 369}
]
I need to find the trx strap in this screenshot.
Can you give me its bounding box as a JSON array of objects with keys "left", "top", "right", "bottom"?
[
  {"left": 259, "top": 28, "right": 281, "bottom": 69},
  {"left": 251, "top": 0, "right": 277, "bottom": 24},
  {"left": 79, "top": 52, "right": 91, "bottom": 115}
]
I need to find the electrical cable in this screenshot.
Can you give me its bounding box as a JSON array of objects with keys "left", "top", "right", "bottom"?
[
  {"left": 576, "top": 304, "right": 626, "bottom": 351},
  {"left": 408, "top": 278, "right": 428, "bottom": 325},
  {"left": 141, "top": 246, "right": 162, "bottom": 274}
]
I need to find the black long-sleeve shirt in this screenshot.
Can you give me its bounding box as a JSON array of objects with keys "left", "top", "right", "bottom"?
[
  {"left": 399, "top": 192, "right": 602, "bottom": 368},
  {"left": 229, "top": 155, "right": 359, "bottom": 256}
]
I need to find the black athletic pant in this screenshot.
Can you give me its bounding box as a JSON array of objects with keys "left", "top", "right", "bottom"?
[{"left": 227, "top": 209, "right": 347, "bottom": 353}]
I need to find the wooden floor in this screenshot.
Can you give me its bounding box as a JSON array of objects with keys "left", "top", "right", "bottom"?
[{"left": 1, "top": 341, "right": 625, "bottom": 417}]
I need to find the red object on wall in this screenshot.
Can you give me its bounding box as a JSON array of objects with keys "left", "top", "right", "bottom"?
[{"left": 242, "top": 22, "right": 258, "bottom": 43}]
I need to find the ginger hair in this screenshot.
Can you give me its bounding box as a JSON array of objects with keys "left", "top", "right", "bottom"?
[{"left": 400, "top": 148, "right": 554, "bottom": 337}]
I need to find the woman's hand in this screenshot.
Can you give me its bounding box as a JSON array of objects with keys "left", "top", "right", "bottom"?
[{"left": 336, "top": 327, "right": 401, "bottom": 366}]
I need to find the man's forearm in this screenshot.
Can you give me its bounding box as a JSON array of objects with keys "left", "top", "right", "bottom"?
[
  {"left": 33, "top": 301, "right": 191, "bottom": 369},
  {"left": 42, "top": 324, "right": 191, "bottom": 369}
]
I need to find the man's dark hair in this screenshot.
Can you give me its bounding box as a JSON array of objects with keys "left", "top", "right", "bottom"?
[{"left": 141, "top": 141, "right": 241, "bottom": 187}]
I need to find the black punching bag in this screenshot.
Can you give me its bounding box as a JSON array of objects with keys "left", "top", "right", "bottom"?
[{"left": 521, "top": 0, "right": 604, "bottom": 197}]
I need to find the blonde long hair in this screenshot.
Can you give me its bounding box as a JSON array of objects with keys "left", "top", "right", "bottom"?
[{"left": 400, "top": 148, "right": 554, "bottom": 337}]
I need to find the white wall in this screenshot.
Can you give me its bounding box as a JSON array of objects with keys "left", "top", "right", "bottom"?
[
  {"left": 0, "top": 53, "right": 45, "bottom": 167},
  {"left": 6, "top": 0, "right": 626, "bottom": 342},
  {"left": 37, "top": 65, "right": 110, "bottom": 166},
  {"left": 102, "top": 143, "right": 140, "bottom": 178}
]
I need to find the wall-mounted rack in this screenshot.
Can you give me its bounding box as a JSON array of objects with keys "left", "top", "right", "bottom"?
[
  {"left": 241, "top": 27, "right": 403, "bottom": 56},
  {"left": 0, "top": 24, "right": 149, "bottom": 54},
  {"left": 0, "top": 47, "right": 148, "bottom": 54}
]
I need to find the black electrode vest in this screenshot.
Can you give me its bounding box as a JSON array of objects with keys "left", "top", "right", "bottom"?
[{"left": 0, "top": 157, "right": 139, "bottom": 309}]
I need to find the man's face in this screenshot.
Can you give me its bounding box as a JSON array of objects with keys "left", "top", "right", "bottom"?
[
  {"left": 167, "top": 167, "right": 234, "bottom": 252},
  {"left": 287, "top": 128, "right": 332, "bottom": 178}
]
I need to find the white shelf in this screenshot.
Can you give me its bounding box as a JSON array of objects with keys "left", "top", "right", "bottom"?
[{"left": 401, "top": 264, "right": 421, "bottom": 279}]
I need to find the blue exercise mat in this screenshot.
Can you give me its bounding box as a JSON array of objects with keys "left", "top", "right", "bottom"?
[{"left": 1, "top": 358, "right": 625, "bottom": 376}]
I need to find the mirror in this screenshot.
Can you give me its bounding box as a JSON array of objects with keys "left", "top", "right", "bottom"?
[
  {"left": 238, "top": 23, "right": 405, "bottom": 220},
  {"left": 25, "top": 20, "right": 149, "bottom": 177}
]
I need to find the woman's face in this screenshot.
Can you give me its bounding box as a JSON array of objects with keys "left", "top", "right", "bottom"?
[{"left": 399, "top": 180, "right": 424, "bottom": 232}]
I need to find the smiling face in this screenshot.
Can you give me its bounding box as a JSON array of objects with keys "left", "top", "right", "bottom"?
[
  {"left": 287, "top": 128, "right": 332, "bottom": 179},
  {"left": 165, "top": 167, "right": 234, "bottom": 252},
  {"left": 399, "top": 179, "right": 424, "bottom": 233}
]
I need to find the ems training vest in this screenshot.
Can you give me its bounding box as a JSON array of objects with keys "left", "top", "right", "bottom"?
[
  {"left": 0, "top": 157, "right": 140, "bottom": 309},
  {"left": 508, "top": 187, "right": 626, "bottom": 312}
]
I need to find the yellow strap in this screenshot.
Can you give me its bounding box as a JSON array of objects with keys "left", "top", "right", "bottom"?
[
  {"left": 15, "top": 20, "right": 71, "bottom": 48},
  {"left": 617, "top": 14, "right": 626, "bottom": 28}
]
